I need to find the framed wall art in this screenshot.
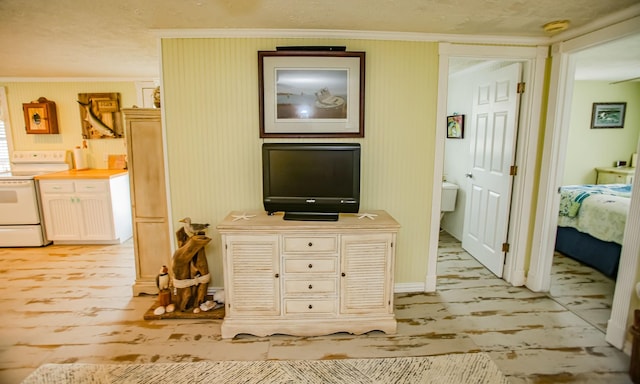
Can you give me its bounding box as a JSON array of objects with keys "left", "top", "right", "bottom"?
[
  {"left": 446, "top": 114, "right": 464, "bottom": 139},
  {"left": 258, "top": 50, "right": 365, "bottom": 138},
  {"left": 77, "top": 92, "right": 124, "bottom": 139},
  {"left": 23, "top": 97, "right": 59, "bottom": 134},
  {"left": 591, "top": 102, "right": 626, "bottom": 129}
]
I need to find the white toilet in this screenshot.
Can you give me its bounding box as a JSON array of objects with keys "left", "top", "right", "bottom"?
[{"left": 441, "top": 181, "right": 459, "bottom": 220}]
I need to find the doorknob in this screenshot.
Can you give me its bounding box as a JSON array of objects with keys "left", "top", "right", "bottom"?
[{"left": 465, "top": 173, "right": 473, "bottom": 178}]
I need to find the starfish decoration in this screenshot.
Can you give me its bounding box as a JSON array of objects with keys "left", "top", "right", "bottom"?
[
  {"left": 232, "top": 213, "right": 256, "bottom": 222},
  {"left": 357, "top": 213, "right": 378, "bottom": 220}
]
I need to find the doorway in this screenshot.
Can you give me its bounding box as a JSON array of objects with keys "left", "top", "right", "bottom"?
[
  {"left": 547, "top": 36, "right": 640, "bottom": 332},
  {"left": 441, "top": 60, "right": 523, "bottom": 278},
  {"left": 527, "top": 18, "right": 640, "bottom": 349},
  {"left": 428, "top": 43, "right": 547, "bottom": 292}
]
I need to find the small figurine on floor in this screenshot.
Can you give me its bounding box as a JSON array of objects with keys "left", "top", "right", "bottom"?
[
  {"left": 153, "top": 265, "right": 173, "bottom": 316},
  {"left": 179, "top": 217, "right": 210, "bottom": 237},
  {"left": 156, "top": 265, "right": 170, "bottom": 291}
]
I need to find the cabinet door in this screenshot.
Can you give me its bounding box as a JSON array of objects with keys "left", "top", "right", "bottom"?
[
  {"left": 77, "top": 193, "right": 114, "bottom": 240},
  {"left": 40, "top": 194, "right": 81, "bottom": 240},
  {"left": 340, "top": 233, "right": 394, "bottom": 315},
  {"left": 224, "top": 235, "right": 280, "bottom": 317},
  {"left": 127, "top": 119, "right": 167, "bottom": 218}
]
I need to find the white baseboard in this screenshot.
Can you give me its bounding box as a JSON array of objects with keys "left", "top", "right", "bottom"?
[
  {"left": 606, "top": 317, "right": 627, "bottom": 350},
  {"left": 394, "top": 282, "right": 426, "bottom": 293}
]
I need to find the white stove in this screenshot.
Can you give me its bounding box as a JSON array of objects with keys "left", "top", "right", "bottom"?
[{"left": 0, "top": 150, "right": 70, "bottom": 247}]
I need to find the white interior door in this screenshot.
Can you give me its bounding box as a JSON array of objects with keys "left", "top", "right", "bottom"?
[{"left": 462, "top": 63, "right": 522, "bottom": 277}]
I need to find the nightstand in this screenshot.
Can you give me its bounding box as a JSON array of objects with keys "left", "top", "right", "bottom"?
[{"left": 595, "top": 166, "right": 635, "bottom": 184}]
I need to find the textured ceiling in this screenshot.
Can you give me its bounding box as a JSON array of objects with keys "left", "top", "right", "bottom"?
[{"left": 0, "top": 0, "right": 638, "bottom": 79}]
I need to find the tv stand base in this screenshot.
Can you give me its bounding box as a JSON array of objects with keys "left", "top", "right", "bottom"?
[
  {"left": 217, "top": 210, "right": 399, "bottom": 339},
  {"left": 284, "top": 211, "right": 339, "bottom": 221}
]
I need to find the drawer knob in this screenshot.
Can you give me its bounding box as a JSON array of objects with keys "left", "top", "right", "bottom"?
[
  {"left": 308, "top": 284, "right": 313, "bottom": 290},
  {"left": 341, "top": 272, "right": 346, "bottom": 277},
  {"left": 274, "top": 273, "right": 279, "bottom": 278},
  {"left": 308, "top": 304, "right": 313, "bottom": 309},
  {"left": 308, "top": 242, "right": 313, "bottom": 247},
  {"left": 308, "top": 264, "right": 313, "bottom": 269}
]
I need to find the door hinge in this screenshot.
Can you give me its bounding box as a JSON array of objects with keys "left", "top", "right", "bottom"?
[
  {"left": 517, "top": 82, "right": 525, "bottom": 93},
  {"left": 510, "top": 165, "right": 518, "bottom": 176},
  {"left": 502, "top": 242, "right": 510, "bottom": 252}
]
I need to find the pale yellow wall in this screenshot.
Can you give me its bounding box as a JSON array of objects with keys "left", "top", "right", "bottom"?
[
  {"left": 0, "top": 81, "right": 137, "bottom": 169},
  {"left": 563, "top": 81, "right": 640, "bottom": 185},
  {"left": 161, "top": 38, "right": 439, "bottom": 286}
]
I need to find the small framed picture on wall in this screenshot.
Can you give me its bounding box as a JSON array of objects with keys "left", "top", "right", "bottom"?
[
  {"left": 447, "top": 115, "right": 464, "bottom": 139},
  {"left": 591, "top": 102, "right": 626, "bottom": 129}
]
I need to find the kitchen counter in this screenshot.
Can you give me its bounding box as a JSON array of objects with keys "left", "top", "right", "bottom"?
[{"left": 35, "top": 169, "right": 128, "bottom": 180}]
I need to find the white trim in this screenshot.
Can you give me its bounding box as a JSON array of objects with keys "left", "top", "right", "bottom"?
[
  {"left": 560, "top": 15, "right": 640, "bottom": 53},
  {"left": 425, "top": 43, "right": 452, "bottom": 293},
  {"left": 155, "top": 28, "right": 548, "bottom": 46},
  {"left": 607, "top": 141, "right": 640, "bottom": 349},
  {"left": 432, "top": 44, "right": 546, "bottom": 290},
  {"left": 394, "top": 282, "right": 426, "bottom": 294},
  {"left": 0, "top": 87, "right": 14, "bottom": 172},
  {"left": 135, "top": 81, "right": 160, "bottom": 109},
  {"left": 526, "top": 43, "right": 575, "bottom": 293},
  {"left": 549, "top": 5, "right": 640, "bottom": 44},
  {"left": 529, "top": 18, "right": 640, "bottom": 350},
  {"left": 0, "top": 77, "right": 157, "bottom": 82},
  {"left": 503, "top": 46, "right": 548, "bottom": 287}
]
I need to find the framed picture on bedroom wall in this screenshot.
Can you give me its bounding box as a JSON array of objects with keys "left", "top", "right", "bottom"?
[{"left": 591, "top": 102, "right": 626, "bottom": 129}]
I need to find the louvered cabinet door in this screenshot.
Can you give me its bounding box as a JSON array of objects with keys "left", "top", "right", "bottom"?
[
  {"left": 340, "top": 233, "right": 395, "bottom": 315},
  {"left": 223, "top": 235, "right": 280, "bottom": 317}
]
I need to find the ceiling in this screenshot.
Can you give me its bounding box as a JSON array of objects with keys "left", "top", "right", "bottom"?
[{"left": 0, "top": 0, "right": 638, "bottom": 80}]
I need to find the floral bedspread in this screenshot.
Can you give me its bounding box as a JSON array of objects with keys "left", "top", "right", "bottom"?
[{"left": 557, "top": 184, "right": 631, "bottom": 245}]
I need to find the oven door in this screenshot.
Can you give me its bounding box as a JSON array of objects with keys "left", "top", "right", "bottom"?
[{"left": 0, "top": 179, "right": 41, "bottom": 225}]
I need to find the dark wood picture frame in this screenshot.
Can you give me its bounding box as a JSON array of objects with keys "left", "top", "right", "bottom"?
[
  {"left": 258, "top": 50, "right": 365, "bottom": 138},
  {"left": 446, "top": 115, "right": 464, "bottom": 139},
  {"left": 23, "top": 97, "right": 59, "bottom": 134},
  {"left": 591, "top": 102, "right": 626, "bottom": 129}
]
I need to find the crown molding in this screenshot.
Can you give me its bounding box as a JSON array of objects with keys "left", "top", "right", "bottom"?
[
  {"left": 154, "top": 28, "right": 549, "bottom": 47},
  {"left": 550, "top": 3, "right": 640, "bottom": 44},
  {"left": 0, "top": 77, "right": 158, "bottom": 82}
]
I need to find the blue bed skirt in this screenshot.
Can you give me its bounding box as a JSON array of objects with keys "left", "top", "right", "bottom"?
[{"left": 555, "top": 226, "right": 620, "bottom": 279}]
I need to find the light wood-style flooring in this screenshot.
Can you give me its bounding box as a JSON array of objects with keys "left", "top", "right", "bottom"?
[
  {"left": 550, "top": 250, "right": 615, "bottom": 332},
  {"left": 0, "top": 232, "right": 631, "bottom": 383}
]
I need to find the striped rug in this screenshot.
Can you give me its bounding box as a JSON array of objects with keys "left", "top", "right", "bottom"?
[{"left": 22, "top": 353, "right": 509, "bottom": 384}]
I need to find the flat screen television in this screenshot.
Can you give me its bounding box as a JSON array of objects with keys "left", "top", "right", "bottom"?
[{"left": 262, "top": 143, "right": 361, "bottom": 221}]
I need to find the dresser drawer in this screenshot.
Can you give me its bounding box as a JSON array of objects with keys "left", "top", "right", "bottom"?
[
  {"left": 284, "top": 299, "right": 336, "bottom": 315},
  {"left": 283, "top": 235, "right": 338, "bottom": 253},
  {"left": 39, "top": 181, "right": 75, "bottom": 193},
  {"left": 284, "top": 258, "right": 337, "bottom": 274},
  {"left": 75, "top": 180, "right": 108, "bottom": 193},
  {"left": 284, "top": 278, "right": 337, "bottom": 295}
]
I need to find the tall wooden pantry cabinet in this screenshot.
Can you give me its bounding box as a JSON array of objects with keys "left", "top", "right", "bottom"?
[{"left": 123, "top": 108, "right": 172, "bottom": 295}]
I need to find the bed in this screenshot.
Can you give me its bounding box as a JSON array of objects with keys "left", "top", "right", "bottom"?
[{"left": 555, "top": 183, "right": 632, "bottom": 279}]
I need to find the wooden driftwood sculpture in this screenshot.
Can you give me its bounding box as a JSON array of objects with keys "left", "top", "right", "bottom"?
[{"left": 171, "top": 231, "right": 211, "bottom": 312}]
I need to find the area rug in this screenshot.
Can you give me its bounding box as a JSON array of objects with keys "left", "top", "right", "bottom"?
[{"left": 22, "top": 353, "right": 509, "bottom": 384}]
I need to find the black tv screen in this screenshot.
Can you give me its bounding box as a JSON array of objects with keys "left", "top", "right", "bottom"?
[{"left": 262, "top": 143, "right": 361, "bottom": 221}]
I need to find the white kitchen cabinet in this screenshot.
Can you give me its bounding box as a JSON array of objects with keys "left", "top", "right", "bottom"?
[
  {"left": 217, "top": 210, "right": 399, "bottom": 339},
  {"left": 38, "top": 173, "right": 132, "bottom": 244}
]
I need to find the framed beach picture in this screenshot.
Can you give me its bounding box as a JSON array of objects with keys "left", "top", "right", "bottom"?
[
  {"left": 447, "top": 115, "right": 464, "bottom": 138},
  {"left": 258, "top": 50, "right": 365, "bottom": 138},
  {"left": 591, "top": 102, "right": 626, "bottom": 129}
]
